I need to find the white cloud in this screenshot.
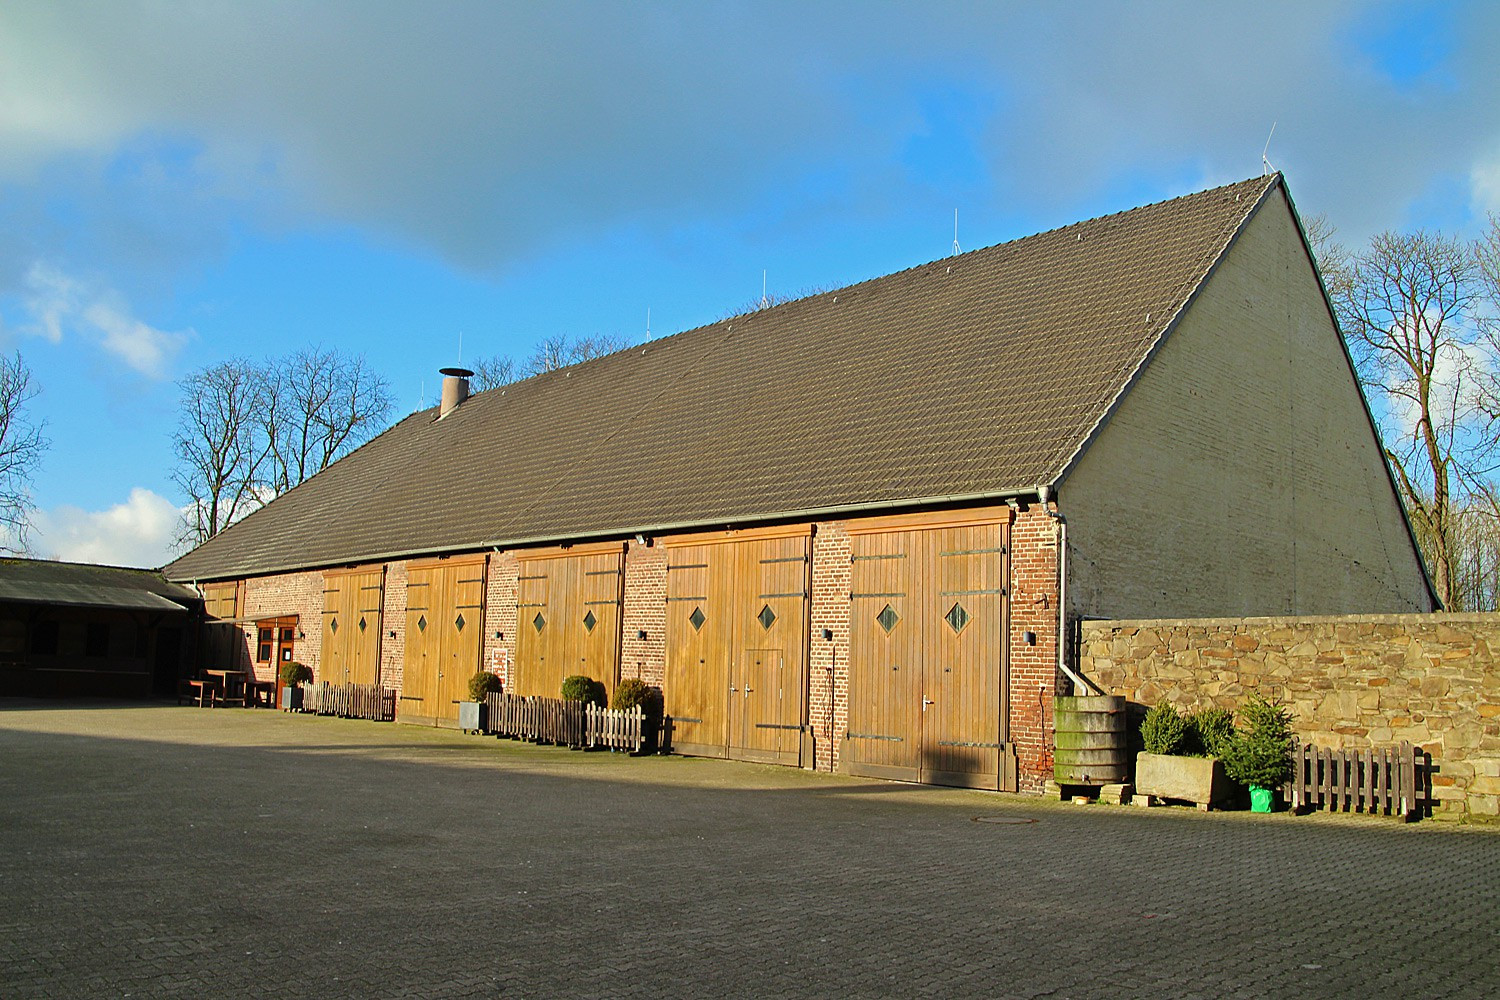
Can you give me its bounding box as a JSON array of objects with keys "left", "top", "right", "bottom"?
[
  {"left": 32, "top": 487, "right": 184, "bottom": 568},
  {"left": 1473, "top": 150, "right": 1500, "bottom": 215},
  {"left": 18, "top": 262, "right": 188, "bottom": 378}
]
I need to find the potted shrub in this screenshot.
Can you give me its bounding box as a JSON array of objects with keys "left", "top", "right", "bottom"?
[
  {"left": 560, "top": 674, "right": 607, "bottom": 707},
  {"left": 279, "top": 661, "right": 313, "bottom": 711},
  {"left": 1134, "top": 702, "right": 1233, "bottom": 810},
  {"left": 1221, "top": 695, "right": 1295, "bottom": 813},
  {"left": 610, "top": 678, "right": 665, "bottom": 753},
  {"left": 459, "top": 670, "right": 502, "bottom": 734}
]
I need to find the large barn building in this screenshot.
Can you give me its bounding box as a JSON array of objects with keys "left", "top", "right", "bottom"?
[{"left": 164, "top": 173, "right": 1433, "bottom": 792}]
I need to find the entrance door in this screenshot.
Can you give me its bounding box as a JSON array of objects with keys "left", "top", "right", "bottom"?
[
  {"left": 401, "top": 556, "right": 486, "bottom": 726},
  {"left": 845, "top": 513, "right": 1013, "bottom": 790},
  {"left": 322, "top": 568, "right": 384, "bottom": 686}
]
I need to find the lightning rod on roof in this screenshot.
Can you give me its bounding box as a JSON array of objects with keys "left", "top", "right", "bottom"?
[
  {"left": 952, "top": 209, "right": 961, "bottom": 256},
  {"left": 457, "top": 330, "right": 463, "bottom": 364},
  {"left": 1262, "top": 121, "right": 1277, "bottom": 176},
  {"left": 760, "top": 270, "right": 768, "bottom": 309},
  {"left": 646, "top": 307, "right": 650, "bottom": 339}
]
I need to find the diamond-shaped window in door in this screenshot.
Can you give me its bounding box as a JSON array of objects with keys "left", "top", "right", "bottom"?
[
  {"left": 757, "top": 604, "right": 777, "bottom": 630},
  {"left": 583, "top": 610, "right": 597, "bottom": 632},
  {"left": 688, "top": 606, "right": 706, "bottom": 632},
  {"left": 417, "top": 615, "right": 428, "bottom": 633},
  {"left": 876, "top": 604, "right": 900, "bottom": 634},
  {"left": 945, "top": 602, "right": 971, "bottom": 634},
  {"left": 455, "top": 613, "right": 466, "bottom": 632},
  {"left": 329, "top": 616, "right": 339, "bottom": 635},
  {"left": 358, "top": 616, "right": 367, "bottom": 633},
  {"left": 532, "top": 611, "right": 546, "bottom": 632}
]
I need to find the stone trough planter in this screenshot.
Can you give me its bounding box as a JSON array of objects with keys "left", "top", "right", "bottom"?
[{"left": 1135, "top": 752, "right": 1233, "bottom": 811}]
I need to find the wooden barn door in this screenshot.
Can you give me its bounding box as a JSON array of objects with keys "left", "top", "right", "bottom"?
[
  {"left": 321, "top": 567, "right": 384, "bottom": 686},
  {"left": 665, "top": 529, "right": 809, "bottom": 765},
  {"left": 401, "top": 555, "right": 486, "bottom": 726},
  {"left": 664, "top": 544, "right": 726, "bottom": 757},
  {"left": 845, "top": 511, "right": 1013, "bottom": 790},
  {"left": 846, "top": 530, "right": 921, "bottom": 781},
  {"left": 514, "top": 545, "right": 623, "bottom": 700}
]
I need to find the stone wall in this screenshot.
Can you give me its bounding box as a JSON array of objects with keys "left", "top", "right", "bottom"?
[{"left": 1079, "top": 613, "right": 1500, "bottom": 820}]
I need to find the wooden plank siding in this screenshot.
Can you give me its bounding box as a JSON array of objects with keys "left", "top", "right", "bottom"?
[
  {"left": 845, "top": 512, "right": 1014, "bottom": 790},
  {"left": 512, "top": 545, "right": 624, "bottom": 701},
  {"left": 321, "top": 567, "right": 384, "bottom": 686},
  {"left": 400, "top": 555, "right": 486, "bottom": 726},
  {"left": 663, "top": 530, "right": 809, "bottom": 765}
]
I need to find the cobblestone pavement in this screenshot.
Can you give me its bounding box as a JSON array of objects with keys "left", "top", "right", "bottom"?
[{"left": 1, "top": 701, "right": 1496, "bottom": 999}]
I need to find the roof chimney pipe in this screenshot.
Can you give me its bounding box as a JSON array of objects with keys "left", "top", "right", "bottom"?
[{"left": 438, "top": 367, "right": 473, "bottom": 419}]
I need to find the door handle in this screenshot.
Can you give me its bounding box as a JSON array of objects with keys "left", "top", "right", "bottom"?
[
  {"left": 729, "top": 686, "right": 738, "bottom": 693},
  {"left": 922, "top": 698, "right": 934, "bottom": 710}
]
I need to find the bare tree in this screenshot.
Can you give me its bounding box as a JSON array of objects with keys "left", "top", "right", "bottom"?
[
  {"left": 172, "top": 358, "right": 271, "bottom": 548},
  {"left": 522, "top": 333, "right": 631, "bottom": 376},
  {"left": 469, "top": 353, "right": 518, "bottom": 392},
  {"left": 263, "top": 348, "right": 393, "bottom": 494},
  {"left": 0, "top": 353, "right": 47, "bottom": 554},
  {"left": 1334, "top": 229, "right": 1487, "bottom": 607}
]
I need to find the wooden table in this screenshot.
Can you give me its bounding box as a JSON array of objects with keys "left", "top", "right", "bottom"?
[{"left": 203, "top": 670, "right": 248, "bottom": 708}]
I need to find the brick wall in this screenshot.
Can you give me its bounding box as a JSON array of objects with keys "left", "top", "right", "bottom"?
[
  {"left": 1079, "top": 613, "right": 1500, "bottom": 820},
  {"left": 379, "top": 561, "right": 407, "bottom": 692},
  {"left": 241, "top": 570, "right": 325, "bottom": 684},
  {"left": 810, "top": 521, "right": 851, "bottom": 772},
  {"left": 482, "top": 552, "right": 519, "bottom": 687},
  {"left": 1010, "top": 504, "right": 1061, "bottom": 792},
  {"left": 620, "top": 541, "right": 667, "bottom": 687}
]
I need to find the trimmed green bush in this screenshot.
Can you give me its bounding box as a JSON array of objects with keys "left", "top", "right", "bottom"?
[
  {"left": 1140, "top": 701, "right": 1188, "bottom": 756},
  {"left": 1184, "top": 707, "right": 1237, "bottom": 758},
  {"left": 561, "top": 674, "right": 606, "bottom": 707},
  {"left": 279, "top": 661, "right": 313, "bottom": 686},
  {"left": 611, "top": 678, "right": 664, "bottom": 718},
  {"left": 1221, "top": 695, "right": 1295, "bottom": 789},
  {"left": 467, "top": 670, "right": 502, "bottom": 702}
]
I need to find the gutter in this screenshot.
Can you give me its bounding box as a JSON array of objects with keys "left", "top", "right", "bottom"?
[{"left": 1037, "top": 484, "right": 1100, "bottom": 697}]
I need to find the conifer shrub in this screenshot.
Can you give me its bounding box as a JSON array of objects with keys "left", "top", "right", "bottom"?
[
  {"left": 279, "top": 661, "right": 313, "bottom": 686},
  {"left": 1140, "top": 701, "right": 1188, "bottom": 756},
  {"left": 561, "top": 674, "right": 606, "bottom": 707},
  {"left": 610, "top": 678, "right": 664, "bottom": 719},
  {"left": 468, "top": 670, "right": 502, "bottom": 702},
  {"left": 1184, "top": 707, "right": 1237, "bottom": 758}
]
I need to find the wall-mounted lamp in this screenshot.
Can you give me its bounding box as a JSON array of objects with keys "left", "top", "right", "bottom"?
[
  {"left": 637, "top": 630, "right": 648, "bottom": 641},
  {"left": 821, "top": 628, "right": 834, "bottom": 641},
  {"left": 494, "top": 630, "right": 504, "bottom": 640},
  {"left": 1023, "top": 631, "right": 1037, "bottom": 646},
  {"left": 388, "top": 630, "right": 397, "bottom": 639},
  {"left": 634, "top": 534, "right": 646, "bottom": 545},
  {"left": 297, "top": 630, "right": 305, "bottom": 640}
]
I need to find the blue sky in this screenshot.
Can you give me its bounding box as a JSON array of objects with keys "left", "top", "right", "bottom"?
[{"left": 0, "top": 0, "right": 1497, "bottom": 567}]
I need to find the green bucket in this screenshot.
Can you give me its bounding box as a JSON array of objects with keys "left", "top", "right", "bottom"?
[{"left": 1249, "top": 785, "right": 1275, "bottom": 813}]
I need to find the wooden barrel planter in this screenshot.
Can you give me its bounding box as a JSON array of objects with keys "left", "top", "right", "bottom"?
[{"left": 1053, "top": 695, "right": 1129, "bottom": 785}]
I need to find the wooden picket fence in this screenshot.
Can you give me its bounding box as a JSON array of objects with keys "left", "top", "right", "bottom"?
[
  {"left": 300, "top": 681, "right": 397, "bottom": 722},
  {"left": 485, "top": 692, "right": 644, "bottom": 752},
  {"left": 1283, "top": 742, "right": 1430, "bottom": 820}
]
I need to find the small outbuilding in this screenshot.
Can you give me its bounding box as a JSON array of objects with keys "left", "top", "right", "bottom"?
[
  {"left": 0, "top": 558, "right": 200, "bottom": 699},
  {"left": 163, "top": 173, "right": 1433, "bottom": 792}
]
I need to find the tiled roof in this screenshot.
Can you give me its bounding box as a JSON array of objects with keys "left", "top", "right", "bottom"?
[
  {"left": 1, "top": 558, "right": 199, "bottom": 610},
  {"left": 165, "top": 174, "right": 1281, "bottom": 581}
]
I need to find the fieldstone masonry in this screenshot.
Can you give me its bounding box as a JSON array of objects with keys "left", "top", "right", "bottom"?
[{"left": 1079, "top": 613, "right": 1500, "bottom": 820}]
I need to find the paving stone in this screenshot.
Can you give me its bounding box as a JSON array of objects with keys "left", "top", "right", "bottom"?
[{"left": 1, "top": 700, "right": 1497, "bottom": 999}]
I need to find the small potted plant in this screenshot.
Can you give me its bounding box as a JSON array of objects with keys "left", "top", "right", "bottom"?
[
  {"left": 610, "top": 678, "right": 665, "bottom": 753},
  {"left": 1221, "top": 694, "right": 1295, "bottom": 813},
  {"left": 460, "top": 670, "right": 502, "bottom": 734},
  {"left": 1134, "top": 701, "right": 1233, "bottom": 810},
  {"left": 279, "top": 661, "right": 313, "bottom": 711}
]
